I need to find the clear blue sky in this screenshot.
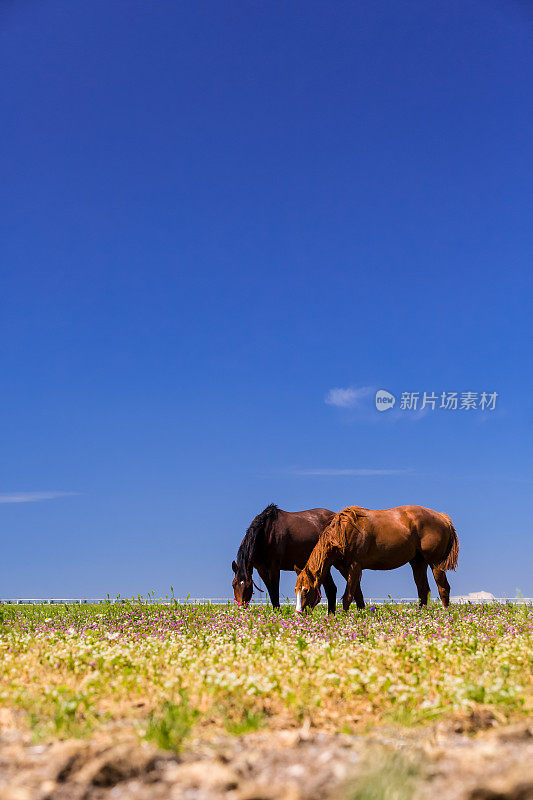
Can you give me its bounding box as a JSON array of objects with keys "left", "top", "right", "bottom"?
[{"left": 1, "top": 0, "right": 532, "bottom": 599}]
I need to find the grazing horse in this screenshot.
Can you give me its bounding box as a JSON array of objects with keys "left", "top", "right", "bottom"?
[
  {"left": 295, "top": 504, "right": 459, "bottom": 613},
  {"left": 232, "top": 504, "right": 338, "bottom": 613}
]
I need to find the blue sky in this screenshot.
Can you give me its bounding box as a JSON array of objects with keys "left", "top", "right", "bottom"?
[{"left": 1, "top": 0, "right": 532, "bottom": 599}]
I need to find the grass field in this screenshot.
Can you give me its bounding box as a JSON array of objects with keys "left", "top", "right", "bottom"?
[{"left": 0, "top": 601, "right": 531, "bottom": 747}]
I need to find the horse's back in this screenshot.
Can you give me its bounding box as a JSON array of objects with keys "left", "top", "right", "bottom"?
[
  {"left": 275, "top": 508, "right": 335, "bottom": 569},
  {"left": 365, "top": 505, "right": 447, "bottom": 528},
  {"left": 279, "top": 507, "right": 334, "bottom": 530},
  {"left": 356, "top": 506, "right": 417, "bottom": 568},
  {"left": 377, "top": 505, "right": 455, "bottom": 567},
  {"left": 347, "top": 505, "right": 453, "bottom": 569},
  {"left": 288, "top": 507, "right": 335, "bottom": 525}
]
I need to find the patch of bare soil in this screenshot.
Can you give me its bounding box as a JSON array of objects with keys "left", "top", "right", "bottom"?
[{"left": 0, "top": 710, "right": 532, "bottom": 800}]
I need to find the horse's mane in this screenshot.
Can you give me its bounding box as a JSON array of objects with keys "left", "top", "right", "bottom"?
[
  {"left": 236, "top": 504, "right": 279, "bottom": 578},
  {"left": 306, "top": 505, "right": 366, "bottom": 580}
]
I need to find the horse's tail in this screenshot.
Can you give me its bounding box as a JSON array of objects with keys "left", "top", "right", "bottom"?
[{"left": 436, "top": 513, "right": 460, "bottom": 571}]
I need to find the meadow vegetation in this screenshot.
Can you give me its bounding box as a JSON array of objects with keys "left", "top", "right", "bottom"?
[{"left": 0, "top": 601, "right": 531, "bottom": 750}]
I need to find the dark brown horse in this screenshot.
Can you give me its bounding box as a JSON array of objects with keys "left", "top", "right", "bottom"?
[
  {"left": 295, "top": 504, "right": 459, "bottom": 613},
  {"left": 232, "top": 504, "right": 338, "bottom": 613}
]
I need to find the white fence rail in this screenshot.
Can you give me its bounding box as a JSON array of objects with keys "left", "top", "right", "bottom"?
[{"left": 1, "top": 597, "right": 532, "bottom": 606}]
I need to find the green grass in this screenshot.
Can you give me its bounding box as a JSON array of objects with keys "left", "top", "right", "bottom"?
[
  {"left": 145, "top": 692, "right": 199, "bottom": 752},
  {"left": 223, "top": 707, "right": 265, "bottom": 735}
]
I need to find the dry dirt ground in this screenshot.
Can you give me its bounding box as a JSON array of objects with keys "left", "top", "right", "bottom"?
[{"left": 0, "top": 710, "right": 532, "bottom": 800}]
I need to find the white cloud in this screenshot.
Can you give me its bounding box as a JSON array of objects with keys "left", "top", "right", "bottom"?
[
  {"left": 291, "top": 468, "right": 412, "bottom": 476},
  {"left": 324, "top": 386, "right": 373, "bottom": 408},
  {"left": 0, "top": 491, "right": 78, "bottom": 504}
]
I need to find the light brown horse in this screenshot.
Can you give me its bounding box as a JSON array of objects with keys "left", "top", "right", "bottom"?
[{"left": 295, "top": 504, "right": 459, "bottom": 613}]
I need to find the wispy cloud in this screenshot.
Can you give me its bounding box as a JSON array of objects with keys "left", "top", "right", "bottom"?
[
  {"left": 290, "top": 468, "right": 413, "bottom": 477},
  {"left": 285, "top": 467, "right": 533, "bottom": 483},
  {"left": 324, "top": 386, "right": 373, "bottom": 408},
  {"left": 0, "top": 491, "right": 78, "bottom": 504}
]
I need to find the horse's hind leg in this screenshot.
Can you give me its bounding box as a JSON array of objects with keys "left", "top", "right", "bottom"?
[
  {"left": 322, "top": 570, "right": 337, "bottom": 615},
  {"left": 432, "top": 567, "right": 450, "bottom": 608},
  {"left": 353, "top": 582, "right": 365, "bottom": 610},
  {"left": 410, "top": 556, "right": 431, "bottom": 607}
]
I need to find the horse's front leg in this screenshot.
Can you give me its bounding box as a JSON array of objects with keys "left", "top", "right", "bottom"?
[
  {"left": 322, "top": 570, "right": 337, "bottom": 615},
  {"left": 342, "top": 562, "right": 364, "bottom": 611},
  {"left": 257, "top": 567, "right": 280, "bottom": 608}
]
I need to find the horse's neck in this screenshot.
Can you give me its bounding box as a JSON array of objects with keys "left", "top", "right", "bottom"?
[
  {"left": 307, "top": 535, "right": 337, "bottom": 583},
  {"left": 239, "top": 522, "right": 266, "bottom": 575},
  {"left": 238, "top": 546, "right": 255, "bottom": 578}
]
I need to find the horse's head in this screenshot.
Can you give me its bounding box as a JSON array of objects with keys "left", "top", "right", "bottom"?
[
  {"left": 231, "top": 560, "right": 253, "bottom": 606},
  {"left": 294, "top": 565, "right": 321, "bottom": 613}
]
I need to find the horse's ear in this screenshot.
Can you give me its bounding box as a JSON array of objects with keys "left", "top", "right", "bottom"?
[
  {"left": 294, "top": 565, "right": 302, "bottom": 575},
  {"left": 232, "top": 560, "right": 238, "bottom": 573}
]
